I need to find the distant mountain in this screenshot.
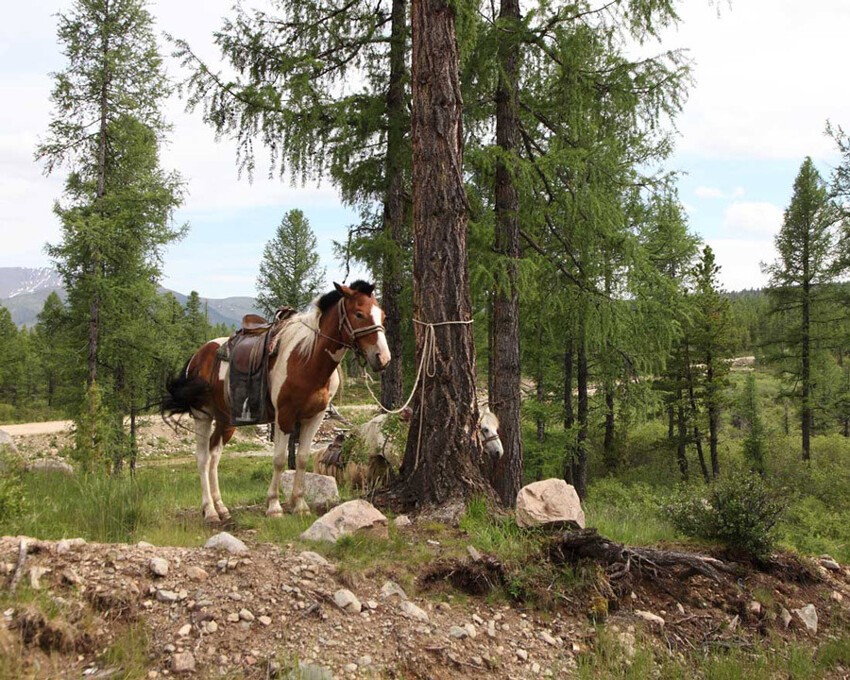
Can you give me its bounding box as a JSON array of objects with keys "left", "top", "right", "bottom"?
[
  {"left": 0, "top": 267, "right": 261, "bottom": 328},
  {"left": 0, "top": 267, "right": 63, "bottom": 299}
]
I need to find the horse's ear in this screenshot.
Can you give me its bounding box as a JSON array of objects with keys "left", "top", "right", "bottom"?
[{"left": 334, "top": 282, "right": 354, "bottom": 298}]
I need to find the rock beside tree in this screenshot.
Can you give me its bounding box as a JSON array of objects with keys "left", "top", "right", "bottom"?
[{"left": 515, "top": 479, "right": 586, "bottom": 529}]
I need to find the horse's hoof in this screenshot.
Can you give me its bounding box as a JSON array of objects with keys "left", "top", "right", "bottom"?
[
  {"left": 291, "top": 498, "right": 311, "bottom": 516},
  {"left": 203, "top": 514, "right": 221, "bottom": 525},
  {"left": 214, "top": 503, "right": 231, "bottom": 522},
  {"left": 266, "top": 509, "right": 283, "bottom": 518}
]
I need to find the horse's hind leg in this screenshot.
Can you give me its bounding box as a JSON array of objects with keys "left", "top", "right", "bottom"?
[
  {"left": 290, "top": 412, "right": 324, "bottom": 515},
  {"left": 266, "top": 425, "right": 291, "bottom": 517},
  {"left": 209, "top": 423, "right": 235, "bottom": 521},
  {"left": 193, "top": 415, "right": 220, "bottom": 524}
]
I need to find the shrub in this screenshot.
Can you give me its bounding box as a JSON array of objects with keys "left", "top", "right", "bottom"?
[
  {"left": 665, "top": 471, "right": 784, "bottom": 559},
  {"left": 0, "top": 450, "right": 27, "bottom": 523}
]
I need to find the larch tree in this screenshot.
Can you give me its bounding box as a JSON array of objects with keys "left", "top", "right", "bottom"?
[
  {"left": 690, "top": 245, "right": 732, "bottom": 477},
  {"left": 256, "top": 209, "right": 326, "bottom": 316},
  {"left": 763, "top": 157, "right": 847, "bottom": 461},
  {"left": 174, "top": 0, "right": 411, "bottom": 408},
  {"left": 37, "top": 0, "right": 184, "bottom": 470},
  {"left": 393, "top": 0, "right": 495, "bottom": 511}
]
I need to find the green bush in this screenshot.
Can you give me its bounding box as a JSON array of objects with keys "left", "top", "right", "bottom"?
[
  {"left": 0, "top": 450, "right": 27, "bottom": 522},
  {"left": 665, "top": 471, "right": 785, "bottom": 559}
]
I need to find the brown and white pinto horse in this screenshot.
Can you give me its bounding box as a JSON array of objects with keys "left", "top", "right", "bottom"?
[{"left": 163, "top": 281, "right": 390, "bottom": 521}]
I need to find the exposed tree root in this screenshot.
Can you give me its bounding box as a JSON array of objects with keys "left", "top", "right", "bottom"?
[
  {"left": 420, "top": 556, "right": 506, "bottom": 596},
  {"left": 549, "top": 528, "right": 739, "bottom": 584}
]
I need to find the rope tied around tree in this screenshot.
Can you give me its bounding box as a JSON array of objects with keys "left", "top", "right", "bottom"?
[{"left": 360, "top": 318, "right": 474, "bottom": 471}]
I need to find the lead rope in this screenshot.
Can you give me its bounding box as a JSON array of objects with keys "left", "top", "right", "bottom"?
[{"left": 361, "top": 318, "right": 474, "bottom": 470}]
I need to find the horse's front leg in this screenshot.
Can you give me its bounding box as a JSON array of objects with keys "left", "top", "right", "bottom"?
[
  {"left": 193, "top": 416, "right": 220, "bottom": 524},
  {"left": 290, "top": 412, "right": 325, "bottom": 515},
  {"left": 266, "top": 424, "right": 290, "bottom": 517}
]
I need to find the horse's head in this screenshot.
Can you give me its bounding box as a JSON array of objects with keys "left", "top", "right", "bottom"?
[
  {"left": 334, "top": 281, "right": 392, "bottom": 372},
  {"left": 480, "top": 407, "right": 503, "bottom": 460}
]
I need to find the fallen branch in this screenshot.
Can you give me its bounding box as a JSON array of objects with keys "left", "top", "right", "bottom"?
[
  {"left": 8, "top": 538, "right": 28, "bottom": 593},
  {"left": 550, "top": 528, "right": 735, "bottom": 583}
]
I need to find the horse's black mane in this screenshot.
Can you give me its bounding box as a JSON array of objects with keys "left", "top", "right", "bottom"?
[{"left": 317, "top": 280, "right": 376, "bottom": 313}]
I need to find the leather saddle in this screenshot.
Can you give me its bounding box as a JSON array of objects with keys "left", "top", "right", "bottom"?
[{"left": 218, "top": 306, "right": 298, "bottom": 425}]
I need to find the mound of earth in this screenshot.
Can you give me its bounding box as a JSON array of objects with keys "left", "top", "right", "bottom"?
[{"left": 2, "top": 528, "right": 849, "bottom": 679}]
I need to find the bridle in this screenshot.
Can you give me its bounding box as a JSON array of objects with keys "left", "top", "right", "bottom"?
[{"left": 336, "top": 296, "right": 385, "bottom": 349}]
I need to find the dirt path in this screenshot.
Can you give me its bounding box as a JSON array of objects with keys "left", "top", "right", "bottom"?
[{"left": 0, "top": 420, "right": 73, "bottom": 436}]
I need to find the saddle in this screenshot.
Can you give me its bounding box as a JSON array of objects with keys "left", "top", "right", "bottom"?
[{"left": 217, "top": 306, "right": 297, "bottom": 425}]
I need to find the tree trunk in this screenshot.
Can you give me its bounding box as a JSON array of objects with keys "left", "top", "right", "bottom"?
[
  {"left": 564, "top": 338, "right": 574, "bottom": 430},
  {"left": 684, "top": 348, "right": 709, "bottom": 483},
  {"left": 536, "top": 358, "right": 545, "bottom": 443},
  {"left": 380, "top": 0, "right": 407, "bottom": 409},
  {"left": 574, "top": 336, "right": 589, "bottom": 499},
  {"left": 129, "top": 397, "right": 138, "bottom": 476},
  {"left": 396, "top": 0, "right": 493, "bottom": 509},
  {"left": 676, "top": 388, "right": 689, "bottom": 481},
  {"left": 667, "top": 404, "right": 675, "bottom": 440},
  {"left": 603, "top": 384, "right": 615, "bottom": 470},
  {"left": 707, "top": 358, "right": 720, "bottom": 477},
  {"left": 801, "top": 273, "right": 811, "bottom": 461},
  {"left": 490, "top": 0, "right": 523, "bottom": 506}
]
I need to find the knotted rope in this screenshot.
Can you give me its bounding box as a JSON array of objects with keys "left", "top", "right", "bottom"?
[{"left": 361, "top": 318, "right": 474, "bottom": 471}]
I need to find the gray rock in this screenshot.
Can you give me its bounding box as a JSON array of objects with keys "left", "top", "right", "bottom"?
[
  {"left": 819, "top": 556, "right": 841, "bottom": 572},
  {"left": 186, "top": 566, "right": 208, "bottom": 581},
  {"left": 279, "top": 471, "right": 340, "bottom": 510},
  {"left": 56, "top": 538, "right": 86, "bottom": 555},
  {"left": 300, "top": 500, "right": 388, "bottom": 543},
  {"left": 356, "top": 655, "right": 372, "bottom": 667},
  {"left": 516, "top": 649, "right": 529, "bottom": 661},
  {"left": 239, "top": 608, "right": 255, "bottom": 622},
  {"left": 156, "top": 590, "right": 179, "bottom": 603},
  {"left": 286, "top": 663, "right": 333, "bottom": 680},
  {"left": 299, "top": 551, "right": 331, "bottom": 568},
  {"left": 449, "top": 625, "right": 469, "bottom": 639},
  {"left": 380, "top": 580, "right": 408, "bottom": 601},
  {"left": 149, "top": 557, "right": 169, "bottom": 578},
  {"left": 399, "top": 600, "right": 429, "bottom": 623},
  {"left": 393, "top": 515, "right": 412, "bottom": 528},
  {"left": 333, "top": 589, "right": 362, "bottom": 614},
  {"left": 27, "top": 458, "right": 74, "bottom": 475},
  {"left": 515, "top": 479, "right": 585, "bottom": 528},
  {"left": 0, "top": 429, "right": 18, "bottom": 455},
  {"left": 343, "top": 663, "right": 358, "bottom": 673},
  {"left": 793, "top": 604, "right": 818, "bottom": 634},
  {"left": 28, "top": 566, "right": 50, "bottom": 590},
  {"left": 780, "top": 607, "right": 793, "bottom": 629},
  {"left": 538, "top": 630, "right": 559, "bottom": 646},
  {"left": 634, "top": 610, "right": 665, "bottom": 628},
  {"left": 204, "top": 532, "right": 248, "bottom": 554},
  {"left": 171, "top": 651, "right": 196, "bottom": 674}
]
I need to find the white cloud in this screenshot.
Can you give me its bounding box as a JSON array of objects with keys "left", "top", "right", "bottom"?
[
  {"left": 722, "top": 202, "right": 784, "bottom": 237},
  {"left": 664, "top": 0, "right": 850, "bottom": 161},
  {"left": 707, "top": 238, "right": 774, "bottom": 292},
  {"left": 695, "top": 186, "right": 725, "bottom": 199}
]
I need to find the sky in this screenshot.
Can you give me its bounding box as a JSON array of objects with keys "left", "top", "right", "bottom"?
[{"left": 1, "top": 0, "right": 849, "bottom": 298}]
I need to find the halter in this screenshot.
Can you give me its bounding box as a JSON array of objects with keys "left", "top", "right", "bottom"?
[
  {"left": 482, "top": 432, "right": 501, "bottom": 444},
  {"left": 336, "top": 297, "right": 385, "bottom": 347}
]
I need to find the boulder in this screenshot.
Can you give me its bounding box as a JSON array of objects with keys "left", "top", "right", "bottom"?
[
  {"left": 149, "top": 557, "right": 169, "bottom": 577},
  {"left": 515, "top": 479, "right": 585, "bottom": 529},
  {"left": 333, "top": 589, "right": 362, "bottom": 614},
  {"left": 0, "top": 429, "right": 18, "bottom": 455},
  {"left": 399, "top": 600, "right": 429, "bottom": 623},
  {"left": 27, "top": 458, "right": 74, "bottom": 475},
  {"left": 634, "top": 610, "right": 665, "bottom": 628},
  {"left": 279, "top": 471, "right": 340, "bottom": 510},
  {"left": 793, "top": 604, "right": 818, "bottom": 634},
  {"left": 300, "top": 500, "right": 388, "bottom": 543},
  {"left": 204, "top": 532, "right": 248, "bottom": 554}
]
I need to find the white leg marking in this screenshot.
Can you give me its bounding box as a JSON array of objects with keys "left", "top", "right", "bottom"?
[
  {"left": 209, "top": 437, "right": 229, "bottom": 520},
  {"left": 194, "top": 418, "right": 218, "bottom": 523},
  {"left": 290, "top": 412, "right": 325, "bottom": 515},
  {"left": 266, "top": 425, "right": 290, "bottom": 517}
]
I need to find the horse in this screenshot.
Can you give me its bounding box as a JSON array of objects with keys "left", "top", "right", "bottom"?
[
  {"left": 162, "top": 281, "right": 390, "bottom": 522},
  {"left": 315, "top": 406, "right": 504, "bottom": 489}
]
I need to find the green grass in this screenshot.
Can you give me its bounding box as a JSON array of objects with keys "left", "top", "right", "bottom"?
[{"left": 574, "top": 628, "right": 850, "bottom": 680}]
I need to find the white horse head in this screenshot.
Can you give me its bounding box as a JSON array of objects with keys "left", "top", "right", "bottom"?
[{"left": 480, "top": 407, "right": 503, "bottom": 460}]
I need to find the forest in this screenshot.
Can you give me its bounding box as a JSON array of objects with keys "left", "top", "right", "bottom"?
[{"left": 2, "top": 0, "right": 850, "bottom": 677}]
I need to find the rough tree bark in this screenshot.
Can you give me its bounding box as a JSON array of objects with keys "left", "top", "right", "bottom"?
[
  {"left": 566, "top": 336, "right": 589, "bottom": 499},
  {"left": 563, "top": 338, "right": 574, "bottom": 430},
  {"left": 380, "top": 0, "right": 407, "bottom": 409},
  {"left": 396, "top": 0, "right": 494, "bottom": 510},
  {"left": 490, "top": 0, "right": 523, "bottom": 507}
]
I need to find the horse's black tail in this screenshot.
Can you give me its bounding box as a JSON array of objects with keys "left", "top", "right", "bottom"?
[{"left": 162, "top": 363, "right": 213, "bottom": 417}]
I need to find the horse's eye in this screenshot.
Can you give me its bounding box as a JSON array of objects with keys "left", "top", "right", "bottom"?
[{"left": 355, "top": 312, "right": 365, "bottom": 320}]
